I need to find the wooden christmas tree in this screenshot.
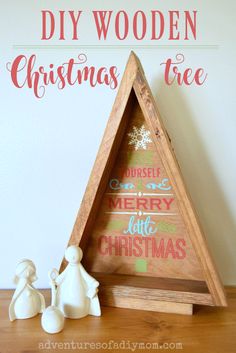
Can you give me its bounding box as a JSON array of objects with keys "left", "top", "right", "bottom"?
[{"left": 61, "top": 52, "right": 227, "bottom": 315}]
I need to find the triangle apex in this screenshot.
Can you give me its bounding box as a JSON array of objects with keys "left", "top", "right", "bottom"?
[
  {"left": 129, "top": 50, "right": 138, "bottom": 59},
  {"left": 126, "top": 51, "right": 145, "bottom": 75}
]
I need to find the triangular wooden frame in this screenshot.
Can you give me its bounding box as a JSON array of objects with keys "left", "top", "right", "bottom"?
[{"left": 61, "top": 52, "right": 227, "bottom": 314}]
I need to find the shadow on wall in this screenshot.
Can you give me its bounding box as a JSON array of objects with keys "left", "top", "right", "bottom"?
[{"left": 151, "top": 77, "right": 236, "bottom": 285}]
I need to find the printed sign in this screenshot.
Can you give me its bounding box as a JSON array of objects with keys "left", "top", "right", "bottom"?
[{"left": 83, "top": 100, "right": 204, "bottom": 281}]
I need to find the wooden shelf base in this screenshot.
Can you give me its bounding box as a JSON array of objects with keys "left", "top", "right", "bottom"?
[
  {"left": 93, "top": 272, "right": 213, "bottom": 309},
  {"left": 100, "top": 294, "right": 193, "bottom": 315}
]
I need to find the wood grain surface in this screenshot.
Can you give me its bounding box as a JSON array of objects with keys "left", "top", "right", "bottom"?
[
  {"left": 0, "top": 288, "right": 235, "bottom": 353},
  {"left": 61, "top": 51, "right": 226, "bottom": 310}
]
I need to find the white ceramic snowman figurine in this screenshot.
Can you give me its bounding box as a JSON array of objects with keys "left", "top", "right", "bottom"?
[
  {"left": 54, "top": 245, "right": 101, "bottom": 319},
  {"left": 9, "top": 259, "right": 45, "bottom": 321},
  {"left": 41, "top": 269, "right": 65, "bottom": 334}
]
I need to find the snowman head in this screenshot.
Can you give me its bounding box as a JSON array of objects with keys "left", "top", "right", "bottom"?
[
  {"left": 14, "top": 259, "right": 37, "bottom": 284},
  {"left": 65, "top": 246, "right": 83, "bottom": 264}
]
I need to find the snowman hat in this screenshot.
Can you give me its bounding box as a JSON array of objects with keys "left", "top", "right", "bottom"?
[{"left": 13, "top": 259, "right": 37, "bottom": 284}]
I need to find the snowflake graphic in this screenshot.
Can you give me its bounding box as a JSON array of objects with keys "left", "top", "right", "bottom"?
[{"left": 128, "top": 125, "right": 152, "bottom": 150}]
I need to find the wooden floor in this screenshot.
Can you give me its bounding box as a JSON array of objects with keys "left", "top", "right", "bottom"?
[{"left": 0, "top": 288, "right": 235, "bottom": 353}]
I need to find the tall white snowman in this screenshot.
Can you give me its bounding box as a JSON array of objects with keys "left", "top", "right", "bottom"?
[{"left": 54, "top": 245, "right": 101, "bottom": 319}]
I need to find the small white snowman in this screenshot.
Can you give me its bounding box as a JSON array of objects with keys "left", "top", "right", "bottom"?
[
  {"left": 53, "top": 245, "right": 101, "bottom": 319},
  {"left": 9, "top": 259, "right": 45, "bottom": 321},
  {"left": 41, "top": 269, "right": 65, "bottom": 334}
]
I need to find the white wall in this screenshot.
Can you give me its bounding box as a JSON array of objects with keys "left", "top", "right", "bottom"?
[{"left": 0, "top": 0, "right": 235, "bottom": 288}]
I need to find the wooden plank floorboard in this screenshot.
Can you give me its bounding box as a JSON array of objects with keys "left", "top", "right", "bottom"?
[{"left": 0, "top": 288, "right": 235, "bottom": 353}]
